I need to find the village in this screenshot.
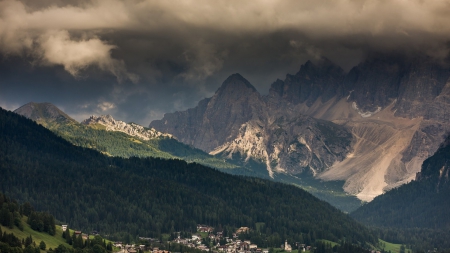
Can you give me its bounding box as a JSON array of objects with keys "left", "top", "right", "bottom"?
[
  {"left": 110, "top": 225, "right": 313, "bottom": 253},
  {"left": 60, "top": 224, "right": 387, "bottom": 253}
]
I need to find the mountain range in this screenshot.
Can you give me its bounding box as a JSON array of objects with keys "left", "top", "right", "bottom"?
[
  {"left": 11, "top": 55, "right": 450, "bottom": 210},
  {"left": 150, "top": 55, "right": 450, "bottom": 202},
  {"left": 14, "top": 102, "right": 361, "bottom": 212}
]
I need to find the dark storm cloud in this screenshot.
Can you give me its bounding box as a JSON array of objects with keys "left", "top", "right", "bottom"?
[{"left": 1, "top": 0, "right": 450, "bottom": 125}]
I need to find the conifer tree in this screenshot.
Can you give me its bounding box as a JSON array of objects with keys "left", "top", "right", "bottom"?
[
  {"left": 66, "top": 231, "right": 73, "bottom": 245},
  {"left": 40, "top": 241, "right": 46, "bottom": 250}
]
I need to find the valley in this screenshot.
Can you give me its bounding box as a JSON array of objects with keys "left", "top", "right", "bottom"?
[
  {"left": 2, "top": 1, "right": 450, "bottom": 253},
  {"left": 0, "top": 107, "right": 378, "bottom": 250}
]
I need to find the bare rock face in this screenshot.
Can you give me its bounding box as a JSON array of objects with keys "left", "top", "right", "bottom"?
[
  {"left": 150, "top": 56, "right": 450, "bottom": 202},
  {"left": 394, "top": 58, "right": 450, "bottom": 118},
  {"left": 265, "top": 116, "right": 352, "bottom": 175},
  {"left": 210, "top": 115, "right": 352, "bottom": 177},
  {"left": 82, "top": 115, "right": 172, "bottom": 141},
  {"left": 151, "top": 71, "right": 353, "bottom": 178},
  {"left": 269, "top": 58, "right": 345, "bottom": 106},
  {"left": 343, "top": 56, "right": 405, "bottom": 113}
]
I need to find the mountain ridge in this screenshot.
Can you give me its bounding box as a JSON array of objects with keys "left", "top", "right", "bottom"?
[
  {"left": 81, "top": 114, "right": 173, "bottom": 140},
  {"left": 150, "top": 55, "right": 450, "bottom": 202},
  {"left": 13, "top": 102, "right": 246, "bottom": 172}
]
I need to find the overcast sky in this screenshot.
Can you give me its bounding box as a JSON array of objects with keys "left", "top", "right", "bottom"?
[{"left": 1, "top": 0, "right": 450, "bottom": 125}]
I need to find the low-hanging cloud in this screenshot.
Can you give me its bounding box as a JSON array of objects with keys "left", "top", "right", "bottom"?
[
  {"left": 2, "top": 0, "right": 450, "bottom": 75},
  {"left": 179, "top": 40, "right": 228, "bottom": 81},
  {"left": 2, "top": 0, "right": 450, "bottom": 124},
  {"left": 38, "top": 30, "right": 138, "bottom": 82},
  {"left": 0, "top": 0, "right": 137, "bottom": 82}
]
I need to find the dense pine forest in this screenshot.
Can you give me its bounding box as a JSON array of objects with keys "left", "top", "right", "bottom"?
[{"left": 0, "top": 107, "right": 376, "bottom": 247}]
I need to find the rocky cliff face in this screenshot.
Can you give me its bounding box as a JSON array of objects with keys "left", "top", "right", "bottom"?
[
  {"left": 151, "top": 73, "right": 268, "bottom": 152},
  {"left": 151, "top": 70, "right": 354, "bottom": 179},
  {"left": 150, "top": 56, "right": 450, "bottom": 201},
  {"left": 82, "top": 114, "right": 172, "bottom": 141}
]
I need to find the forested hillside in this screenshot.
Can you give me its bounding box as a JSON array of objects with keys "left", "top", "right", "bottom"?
[
  {"left": 351, "top": 135, "right": 450, "bottom": 229},
  {"left": 13, "top": 102, "right": 263, "bottom": 176},
  {"left": 0, "top": 107, "right": 376, "bottom": 246},
  {"left": 351, "top": 135, "right": 450, "bottom": 249}
]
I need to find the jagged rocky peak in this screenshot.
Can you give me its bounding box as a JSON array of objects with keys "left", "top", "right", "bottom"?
[
  {"left": 270, "top": 58, "right": 345, "bottom": 106},
  {"left": 150, "top": 73, "right": 266, "bottom": 152},
  {"left": 214, "top": 73, "right": 259, "bottom": 102},
  {"left": 345, "top": 54, "right": 450, "bottom": 117},
  {"left": 210, "top": 73, "right": 263, "bottom": 109},
  {"left": 82, "top": 115, "right": 172, "bottom": 141},
  {"left": 219, "top": 73, "right": 257, "bottom": 91},
  {"left": 82, "top": 114, "right": 117, "bottom": 126},
  {"left": 344, "top": 56, "right": 405, "bottom": 114},
  {"left": 14, "top": 102, "right": 76, "bottom": 124},
  {"left": 394, "top": 57, "right": 450, "bottom": 118}
]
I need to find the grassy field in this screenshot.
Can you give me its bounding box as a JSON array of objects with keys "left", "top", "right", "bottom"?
[
  {"left": 378, "top": 239, "right": 410, "bottom": 253},
  {"left": 0, "top": 216, "right": 116, "bottom": 251},
  {"left": 198, "top": 232, "right": 209, "bottom": 238},
  {"left": 1, "top": 216, "right": 70, "bottom": 250},
  {"left": 317, "top": 239, "right": 339, "bottom": 247}
]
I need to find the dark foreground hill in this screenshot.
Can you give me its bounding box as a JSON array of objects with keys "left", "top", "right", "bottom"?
[
  {"left": 0, "top": 107, "right": 376, "bottom": 246},
  {"left": 351, "top": 135, "right": 450, "bottom": 249}
]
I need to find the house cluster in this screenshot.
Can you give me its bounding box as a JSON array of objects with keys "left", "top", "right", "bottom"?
[
  {"left": 197, "top": 225, "right": 214, "bottom": 233},
  {"left": 73, "top": 230, "right": 90, "bottom": 240},
  {"left": 172, "top": 233, "right": 263, "bottom": 253},
  {"left": 214, "top": 239, "right": 264, "bottom": 253},
  {"left": 61, "top": 225, "right": 99, "bottom": 241},
  {"left": 168, "top": 225, "right": 272, "bottom": 253},
  {"left": 115, "top": 225, "right": 312, "bottom": 253},
  {"left": 113, "top": 242, "right": 148, "bottom": 253}
]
